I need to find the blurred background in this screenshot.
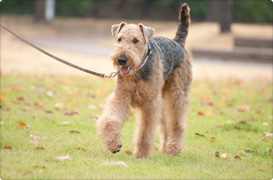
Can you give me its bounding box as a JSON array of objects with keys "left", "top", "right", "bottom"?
[{"left": 1, "top": 0, "right": 272, "bottom": 80}]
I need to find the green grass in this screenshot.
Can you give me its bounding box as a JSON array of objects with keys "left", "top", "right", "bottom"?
[{"left": 1, "top": 74, "right": 272, "bottom": 179}]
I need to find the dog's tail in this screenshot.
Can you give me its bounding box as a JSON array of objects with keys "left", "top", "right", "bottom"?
[{"left": 174, "top": 3, "right": 191, "bottom": 46}]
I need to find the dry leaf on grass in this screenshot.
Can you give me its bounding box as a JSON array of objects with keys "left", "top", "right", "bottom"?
[
  {"left": 76, "top": 147, "right": 88, "bottom": 152},
  {"left": 237, "top": 104, "right": 250, "bottom": 112},
  {"left": 54, "top": 103, "right": 64, "bottom": 108},
  {"left": 56, "top": 155, "right": 72, "bottom": 161},
  {"left": 3, "top": 146, "right": 12, "bottom": 150},
  {"left": 226, "top": 120, "right": 234, "bottom": 124},
  {"left": 30, "top": 134, "right": 40, "bottom": 145},
  {"left": 195, "top": 133, "right": 205, "bottom": 137},
  {"left": 102, "top": 161, "right": 128, "bottom": 167},
  {"left": 88, "top": 104, "right": 98, "bottom": 110},
  {"left": 69, "top": 130, "right": 80, "bottom": 134},
  {"left": 59, "top": 121, "right": 70, "bottom": 125},
  {"left": 215, "top": 151, "right": 228, "bottom": 160},
  {"left": 33, "top": 165, "right": 46, "bottom": 169},
  {"left": 215, "top": 151, "right": 220, "bottom": 158},
  {"left": 262, "top": 132, "right": 273, "bottom": 136},
  {"left": 34, "top": 102, "right": 43, "bottom": 108},
  {"left": 262, "top": 122, "right": 271, "bottom": 126},
  {"left": 125, "top": 150, "right": 132, "bottom": 155},
  {"left": 64, "top": 110, "right": 79, "bottom": 116},
  {"left": 244, "top": 149, "right": 254, "bottom": 153},
  {"left": 36, "top": 147, "right": 45, "bottom": 150},
  {"left": 234, "top": 155, "right": 241, "bottom": 160}
]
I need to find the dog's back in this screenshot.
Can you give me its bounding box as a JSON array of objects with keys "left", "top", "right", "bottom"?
[{"left": 149, "top": 3, "right": 190, "bottom": 81}]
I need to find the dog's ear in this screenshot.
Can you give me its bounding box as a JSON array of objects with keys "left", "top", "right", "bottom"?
[
  {"left": 138, "top": 23, "right": 155, "bottom": 43},
  {"left": 111, "top": 22, "right": 127, "bottom": 38}
]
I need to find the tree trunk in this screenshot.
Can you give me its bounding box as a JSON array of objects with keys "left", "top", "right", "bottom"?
[
  {"left": 207, "top": 0, "right": 232, "bottom": 33},
  {"left": 35, "top": 0, "right": 46, "bottom": 21}
]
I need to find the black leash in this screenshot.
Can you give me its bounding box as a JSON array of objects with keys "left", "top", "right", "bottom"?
[{"left": 0, "top": 23, "right": 118, "bottom": 78}]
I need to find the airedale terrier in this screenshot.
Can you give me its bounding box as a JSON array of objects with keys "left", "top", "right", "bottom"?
[{"left": 97, "top": 3, "right": 192, "bottom": 158}]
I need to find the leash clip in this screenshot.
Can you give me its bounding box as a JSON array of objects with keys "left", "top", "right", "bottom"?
[{"left": 104, "top": 70, "right": 119, "bottom": 79}]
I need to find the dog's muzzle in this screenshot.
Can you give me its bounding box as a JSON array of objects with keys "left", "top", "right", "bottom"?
[{"left": 118, "top": 56, "right": 128, "bottom": 65}]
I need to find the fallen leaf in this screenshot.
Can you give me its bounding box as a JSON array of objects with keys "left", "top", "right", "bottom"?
[
  {"left": 30, "top": 134, "right": 40, "bottom": 139},
  {"left": 262, "top": 132, "right": 273, "bottom": 136},
  {"left": 102, "top": 161, "right": 128, "bottom": 167},
  {"left": 88, "top": 104, "right": 97, "bottom": 110},
  {"left": 125, "top": 150, "right": 132, "bottom": 155},
  {"left": 234, "top": 126, "right": 242, "bottom": 130},
  {"left": 17, "top": 121, "right": 26, "bottom": 127},
  {"left": 64, "top": 110, "right": 79, "bottom": 116},
  {"left": 69, "top": 130, "right": 80, "bottom": 134},
  {"left": 215, "top": 125, "right": 223, "bottom": 128},
  {"left": 215, "top": 151, "right": 220, "bottom": 158},
  {"left": 211, "top": 139, "right": 215, "bottom": 143},
  {"left": 0, "top": 94, "right": 5, "bottom": 101},
  {"left": 268, "top": 149, "right": 273, "bottom": 153},
  {"left": 237, "top": 104, "right": 250, "bottom": 112},
  {"left": 76, "top": 147, "right": 88, "bottom": 152},
  {"left": 17, "top": 97, "right": 25, "bottom": 101},
  {"left": 56, "top": 155, "right": 72, "bottom": 161},
  {"left": 262, "top": 122, "right": 271, "bottom": 126},
  {"left": 46, "top": 91, "right": 54, "bottom": 97},
  {"left": 25, "top": 171, "right": 33, "bottom": 174},
  {"left": 36, "top": 147, "right": 45, "bottom": 150},
  {"left": 59, "top": 121, "right": 70, "bottom": 125},
  {"left": 45, "top": 110, "right": 53, "bottom": 114},
  {"left": 195, "top": 133, "right": 205, "bottom": 137},
  {"left": 197, "top": 111, "right": 204, "bottom": 116},
  {"left": 248, "top": 117, "right": 257, "bottom": 121},
  {"left": 226, "top": 120, "right": 234, "bottom": 124},
  {"left": 205, "top": 108, "right": 213, "bottom": 116},
  {"left": 54, "top": 103, "right": 64, "bottom": 108},
  {"left": 34, "top": 102, "right": 43, "bottom": 108},
  {"left": 234, "top": 155, "right": 241, "bottom": 160},
  {"left": 33, "top": 165, "right": 45, "bottom": 169},
  {"left": 221, "top": 153, "right": 228, "bottom": 158},
  {"left": 239, "top": 121, "right": 247, "bottom": 125},
  {"left": 17, "top": 121, "right": 31, "bottom": 130},
  {"left": 30, "top": 134, "right": 40, "bottom": 145},
  {"left": 3, "top": 146, "right": 12, "bottom": 150},
  {"left": 244, "top": 149, "right": 254, "bottom": 153}
]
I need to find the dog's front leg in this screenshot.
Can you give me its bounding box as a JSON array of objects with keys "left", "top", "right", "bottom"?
[
  {"left": 133, "top": 95, "right": 162, "bottom": 158},
  {"left": 97, "top": 92, "right": 130, "bottom": 153}
]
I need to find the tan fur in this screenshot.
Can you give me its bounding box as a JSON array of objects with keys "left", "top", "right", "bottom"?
[{"left": 97, "top": 4, "right": 191, "bottom": 158}]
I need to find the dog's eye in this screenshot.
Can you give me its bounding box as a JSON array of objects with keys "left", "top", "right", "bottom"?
[
  {"left": 133, "top": 39, "right": 139, "bottom": 44},
  {"left": 118, "top": 38, "right": 122, "bottom": 42}
]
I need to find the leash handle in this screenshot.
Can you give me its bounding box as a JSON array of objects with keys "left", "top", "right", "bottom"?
[{"left": 0, "top": 23, "right": 113, "bottom": 78}]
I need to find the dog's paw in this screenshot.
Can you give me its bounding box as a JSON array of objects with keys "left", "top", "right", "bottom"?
[
  {"left": 112, "top": 144, "right": 122, "bottom": 154},
  {"left": 165, "top": 144, "right": 182, "bottom": 156}
]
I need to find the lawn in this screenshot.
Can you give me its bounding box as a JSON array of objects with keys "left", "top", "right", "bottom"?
[{"left": 1, "top": 74, "right": 272, "bottom": 179}]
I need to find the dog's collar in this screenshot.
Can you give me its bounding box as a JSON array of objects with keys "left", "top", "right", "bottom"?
[{"left": 136, "top": 43, "right": 152, "bottom": 71}]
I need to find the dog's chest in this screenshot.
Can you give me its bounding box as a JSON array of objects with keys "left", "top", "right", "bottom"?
[{"left": 129, "top": 82, "right": 158, "bottom": 108}]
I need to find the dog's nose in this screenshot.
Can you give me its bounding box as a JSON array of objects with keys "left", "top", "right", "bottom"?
[{"left": 118, "top": 56, "right": 128, "bottom": 65}]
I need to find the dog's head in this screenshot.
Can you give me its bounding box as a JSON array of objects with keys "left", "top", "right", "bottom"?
[{"left": 110, "top": 22, "right": 155, "bottom": 76}]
